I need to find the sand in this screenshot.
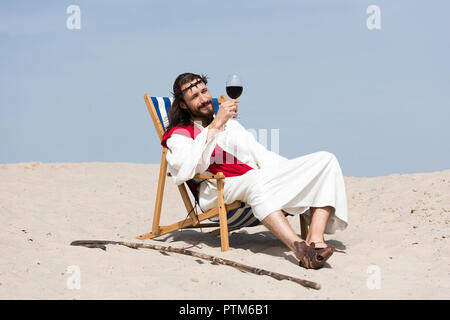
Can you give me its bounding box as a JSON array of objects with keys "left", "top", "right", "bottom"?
[{"left": 0, "top": 162, "right": 449, "bottom": 299}]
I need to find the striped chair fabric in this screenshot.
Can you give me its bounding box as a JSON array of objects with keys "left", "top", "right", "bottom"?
[{"left": 151, "top": 96, "right": 260, "bottom": 228}]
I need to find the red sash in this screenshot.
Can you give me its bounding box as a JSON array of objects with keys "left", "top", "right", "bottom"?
[{"left": 161, "top": 125, "right": 254, "bottom": 178}]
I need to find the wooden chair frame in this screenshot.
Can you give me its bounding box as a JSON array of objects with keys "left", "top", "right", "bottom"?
[{"left": 136, "top": 94, "right": 308, "bottom": 251}]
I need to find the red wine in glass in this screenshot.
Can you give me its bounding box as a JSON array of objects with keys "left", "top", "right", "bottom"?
[
  {"left": 226, "top": 74, "right": 243, "bottom": 119},
  {"left": 226, "top": 86, "right": 243, "bottom": 99}
]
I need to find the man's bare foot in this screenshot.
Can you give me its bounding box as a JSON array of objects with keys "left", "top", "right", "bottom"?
[{"left": 306, "top": 237, "right": 328, "bottom": 249}]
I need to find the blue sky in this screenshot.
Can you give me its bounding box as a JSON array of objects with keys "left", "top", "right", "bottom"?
[{"left": 1, "top": 0, "right": 449, "bottom": 177}]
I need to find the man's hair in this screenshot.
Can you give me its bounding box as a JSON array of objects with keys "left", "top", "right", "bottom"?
[{"left": 166, "top": 72, "right": 208, "bottom": 132}]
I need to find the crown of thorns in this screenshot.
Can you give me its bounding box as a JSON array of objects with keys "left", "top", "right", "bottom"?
[{"left": 173, "top": 75, "right": 208, "bottom": 99}]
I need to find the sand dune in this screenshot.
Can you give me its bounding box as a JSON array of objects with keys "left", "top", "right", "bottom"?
[{"left": 0, "top": 162, "right": 449, "bottom": 299}]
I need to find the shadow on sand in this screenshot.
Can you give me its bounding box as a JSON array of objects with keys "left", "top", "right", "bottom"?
[{"left": 154, "top": 228, "right": 346, "bottom": 268}]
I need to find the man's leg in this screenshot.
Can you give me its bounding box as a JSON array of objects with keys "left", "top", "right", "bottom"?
[
  {"left": 261, "top": 207, "right": 333, "bottom": 251},
  {"left": 306, "top": 206, "right": 332, "bottom": 248},
  {"left": 261, "top": 210, "right": 306, "bottom": 253}
]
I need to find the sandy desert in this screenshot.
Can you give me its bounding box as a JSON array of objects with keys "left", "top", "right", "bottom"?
[{"left": 0, "top": 162, "right": 449, "bottom": 299}]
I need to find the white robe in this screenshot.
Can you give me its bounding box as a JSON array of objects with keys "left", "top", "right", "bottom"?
[{"left": 165, "top": 119, "right": 348, "bottom": 234}]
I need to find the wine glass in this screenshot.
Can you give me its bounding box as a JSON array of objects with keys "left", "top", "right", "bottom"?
[{"left": 226, "top": 74, "right": 243, "bottom": 120}]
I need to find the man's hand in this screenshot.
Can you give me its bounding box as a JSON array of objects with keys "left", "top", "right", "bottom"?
[{"left": 210, "top": 99, "right": 239, "bottom": 130}]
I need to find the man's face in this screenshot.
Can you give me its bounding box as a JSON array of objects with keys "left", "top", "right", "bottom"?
[{"left": 180, "top": 79, "right": 214, "bottom": 120}]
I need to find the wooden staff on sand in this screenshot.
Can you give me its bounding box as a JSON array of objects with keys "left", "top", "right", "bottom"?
[{"left": 70, "top": 240, "right": 321, "bottom": 290}]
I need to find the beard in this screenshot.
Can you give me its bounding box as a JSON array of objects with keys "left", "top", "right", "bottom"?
[{"left": 187, "top": 99, "right": 214, "bottom": 123}]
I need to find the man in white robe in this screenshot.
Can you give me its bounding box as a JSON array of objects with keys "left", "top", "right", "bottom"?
[{"left": 163, "top": 73, "right": 348, "bottom": 269}]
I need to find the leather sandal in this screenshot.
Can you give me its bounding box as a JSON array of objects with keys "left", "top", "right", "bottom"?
[
  {"left": 294, "top": 241, "right": 339, "bottom": 269},
  {"left": 311, "top": 241, "right": 346, "bottom": 253}
]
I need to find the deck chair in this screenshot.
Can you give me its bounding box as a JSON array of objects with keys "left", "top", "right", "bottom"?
[{"left": 136, "top": 94, "right": 309, "bottom": 251}]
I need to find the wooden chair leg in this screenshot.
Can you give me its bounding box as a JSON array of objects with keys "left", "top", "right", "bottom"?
[
  {"left": 216, "top": 173, "right": 229, "bottom": 252},
  {"left": 152, "top": 148, "right": 168, "bottom": 235},
  {"left": 300, "top": 214, "right": 308, "bottom": 240},
  {"left": 178, "top": 184, "right": 199, "bottom": 225}
]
